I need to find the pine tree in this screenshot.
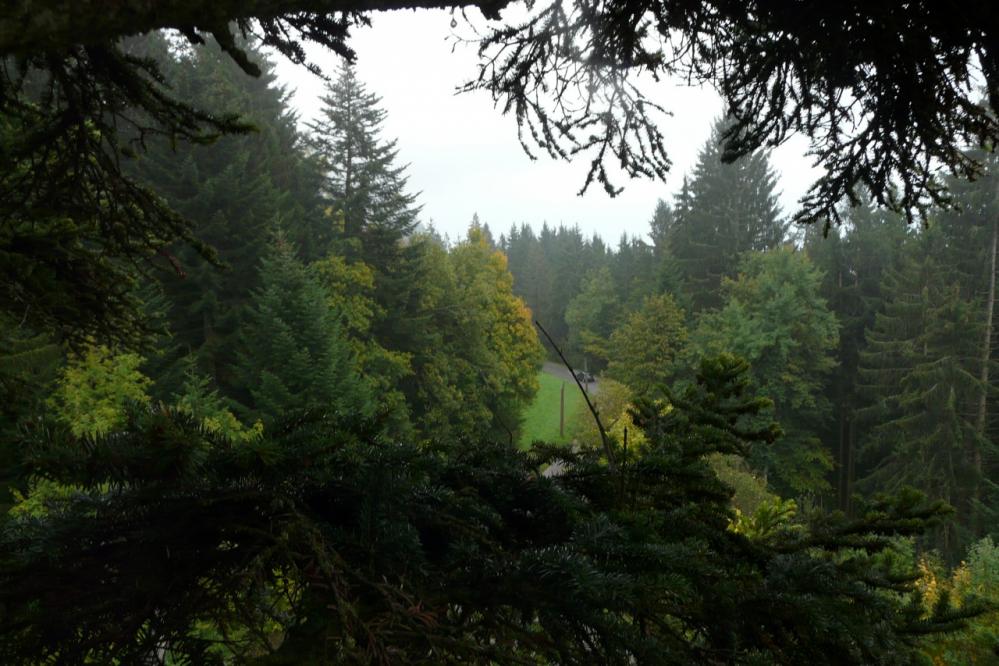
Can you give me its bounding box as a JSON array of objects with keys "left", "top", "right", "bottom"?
[{"left": 666, "top": 117, "right": 786, "bottom": 312}]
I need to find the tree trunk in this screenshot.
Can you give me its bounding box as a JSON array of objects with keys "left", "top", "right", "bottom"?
[
  {"left": 846, "top": 416, "right": 856, "bottom": 515},
  {"left": 973, "top": 214, "right": 998, "bottom": 536},
  {"left": 837, "top": 408, "right": 848, "bottom": 511},
  {"left": 976, "top": 218, "right": 996, "bottom": 435}
]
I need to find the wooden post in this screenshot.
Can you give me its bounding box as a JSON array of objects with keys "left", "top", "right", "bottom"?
[{"left": 560, "top": 381, "right": 565, "bottom": 437}]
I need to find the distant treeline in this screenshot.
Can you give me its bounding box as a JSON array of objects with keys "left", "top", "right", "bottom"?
[{"left": 503, "top": 119, "right": 999, "bottom": 562}]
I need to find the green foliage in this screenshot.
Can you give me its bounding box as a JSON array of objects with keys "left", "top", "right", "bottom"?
[
  {"left": 503, "top": 223, "right": 611, "bottom": 354},
  {"left": 130, "top": 35, "right": 320, "bottom": 400},
  {"left": 312, "top": 249, "right": 413, "bottom": 437},
  {"left": 857, "top": 227, "right": 987, "bottom": 558},
  {"left": 0, "top": 355, "right": 972, "bottom": 665},
  {"left": 48, "top": 345, "right": 151, "bottom": 437},
  {"left": 517, "top": 370, "right": 585, "bottom": 448},
  {"left": 804, "top": 197, "right": 910, "bottom": 511},
  {"left": 606, "top": 292, "right": 688, "bottom": 394},
  {"left": 570, "top": 376, "right": 638, "bottom": 451},
  {"left": 236, "top": 237, "right": 371, "bottom": 427},
  {"left": 306, "top": 62, "right": 419, "bottom": 268},
  {"left": 446, "top": 224, "right": 545, "bottom": 440},
  {"left": 665, "top": 117, "right": 786, "bottom": 312},
  {"left": 729, "top": 495, "right": 801, "bottom": 542},
  {"left": 917, "top": 537, "right": 999, "bottom": 664},
  {"left": 709, "top": 453, "right": 776, "bottom": 516},
  {"left": 173, "top": 362, "right": 263, "bottom": 442},
  {"left": 0, "top": 320, "right": 61, "bottom": 500},
  {"left": 0, "top": 32, "right": 250, "bottom": 347},
  {"left": 564, "top": 265, "right": 620, "bottom": 365},
  {"left": 692, "top": 247, "right": 839, "bottom": 495}
]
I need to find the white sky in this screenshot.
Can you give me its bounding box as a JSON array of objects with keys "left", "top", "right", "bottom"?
[{"left": 271, "top": 9, "right": 819, "bottom": 244}]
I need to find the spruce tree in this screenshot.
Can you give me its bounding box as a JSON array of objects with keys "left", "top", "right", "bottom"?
[
  {"left": 805, "top": 197, "right": 910, "bottom": 511},
  {"left": 237, "top": 237, "right": 370, "bottom": 427},
  {"left": 857, "top": 228, "right": 985, "bottom": 558},
  {"left": 564, "top": 265, "right": 621, "bottom": 368},
  {"left": 306, "top": 63, "right": 420, "bottom": 270},
  {"left": 130, "top": 36, "right": 321, "bottom": 400},
  {"left": 666, "top": 117, "right": 786, "bottom": 312}
]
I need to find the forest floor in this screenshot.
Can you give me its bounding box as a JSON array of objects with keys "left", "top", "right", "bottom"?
[{"left": 518, "top": 368, "right": 588, "bottom": 449}]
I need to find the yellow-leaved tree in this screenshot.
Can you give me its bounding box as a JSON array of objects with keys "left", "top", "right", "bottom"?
[{"left": 449, "top": 221, "right": 545, "bottom": 442}]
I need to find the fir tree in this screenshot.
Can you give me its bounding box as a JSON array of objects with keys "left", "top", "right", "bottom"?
[
  {"left": 666, "top": 117, "right": 786, "bottom": 312},
  {"left": 857, "top": 228, "right": 987, "bottom": 558},
  {"left": 306, "top": 63, "right": 420, "bottom": 269},
  {"left": 0, "top": 355, "right": 973, "bottom": 664},
  {"left": 130, "top": 35, "right": 321, "bottom": 399},
  {"left": 236, "top": 237, "right": 370, "bottom": 427},
  {"left": 564, "top": 265, "right": 621, "bottom": 368},
  {"left": 805, "top": 196, "right": 910, "bottom": 511}
]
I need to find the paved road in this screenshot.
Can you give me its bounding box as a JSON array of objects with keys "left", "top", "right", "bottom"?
[{"left": 542, "top": 361, "right": 599, "bottom": 396}]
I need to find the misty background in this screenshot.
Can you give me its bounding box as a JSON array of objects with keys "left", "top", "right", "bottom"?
[{"left": 271, "top": 8, "right": 820, "bottom": 242}]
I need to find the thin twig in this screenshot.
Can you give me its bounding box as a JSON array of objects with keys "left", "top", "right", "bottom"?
[{"left": 534, "top": 320, "right": 616, "bottom": 470}]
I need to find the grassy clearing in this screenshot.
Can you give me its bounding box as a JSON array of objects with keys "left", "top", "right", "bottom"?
[{"left": 518, "top": 370, "right": 585, "bottom": 449}]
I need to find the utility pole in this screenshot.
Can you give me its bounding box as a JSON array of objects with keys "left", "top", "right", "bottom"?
[{"left": 559, "top": 381, "right": 565, "bottom": 437}]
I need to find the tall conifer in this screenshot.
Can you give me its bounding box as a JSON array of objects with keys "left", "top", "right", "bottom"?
[
  {"left": 666, "top": 117, "right": 786, "bottom": 311},
  {"left": 237, "top": 237, "right": 370, "bottom": 427}
]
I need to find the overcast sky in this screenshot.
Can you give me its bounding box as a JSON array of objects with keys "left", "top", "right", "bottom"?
[{"left": 271, "top": 9, "right": 819, "bottom": 244}]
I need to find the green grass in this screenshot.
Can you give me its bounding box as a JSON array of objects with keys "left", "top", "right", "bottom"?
[{"left": 518, "top": 370, "right": 585, "bottom": 449}]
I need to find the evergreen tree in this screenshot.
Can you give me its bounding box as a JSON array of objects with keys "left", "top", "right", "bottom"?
[
  {"left": 564, "top": 265, "right": 621, "bottom": 367},
  {"left": 857, "top": 228, "right": 986, "bottom": 558},
  {"left": 610, "top": 233, "right": 658, "bottom": 311},
  {"left": 504, "top": 222, "right": 612, "bottom": 355},
  {"left": 0, "top": 355, "right": 972, "bottom": 664},
  {"left": 0, "top": 318, "right": 60, "bottom": 508},
  {"left": 306, "top": 64, "right": 445, "bottom": 436},
  {"left": 805, "top": 197, "right": 910, "bottom": 510},
  {"left": 236, "top": 237, "right": 370, "bottom": 427},
  {"left": 666, "top": 117, "right": 786, "bottom": 312},
  {"left": 130, "top": 35, "right": 321, "bottom": 400},
  {"left": 933, "top": 152, "right": 999, "bottom": 540},
  {"left": 306, "top": 63, "right": 420, "bottom": 270}
]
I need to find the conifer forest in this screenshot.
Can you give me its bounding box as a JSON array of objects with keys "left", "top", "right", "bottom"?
[{"left": 3, "top": 4, "right": 999, "bottom": 664}]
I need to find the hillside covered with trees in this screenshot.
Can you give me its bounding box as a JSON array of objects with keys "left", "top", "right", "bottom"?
[{"left": 2, "top": 23, "right": 998, "bottom": 666}]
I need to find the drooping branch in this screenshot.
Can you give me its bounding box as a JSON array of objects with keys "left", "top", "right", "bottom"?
[
  {"left": 0, "top": 0, "right": 510, "bottom": 55},
  {"left": 535, "top": 319, "right": 616, "bottom": 470},
  {"left": 465, "top": 0, "right": 999, "bottom": 224}
]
